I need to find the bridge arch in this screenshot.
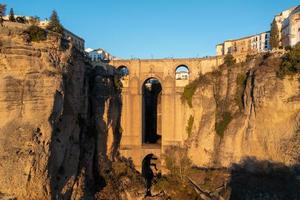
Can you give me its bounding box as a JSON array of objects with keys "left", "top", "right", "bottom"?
[
  {"left": 175, "top": 64, "right": 190, "bottom": 80},
  {"left": 117, "top": 65, "right": 129, "bottom": 77},
  {"left": 142, "top": 77, "right": 162, "bottom": 145}
]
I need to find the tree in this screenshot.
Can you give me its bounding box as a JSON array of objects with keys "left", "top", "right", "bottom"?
[
  {"left": 270, "top": 19, "right": 280, "bottom": 49},
  {"left": 0, "top": 4, "right": 6, "bottom": 26},
  {"left": 47, "top": 10, "right": 63, "bottom": 34},
  {"left": 24, "top": 25, "right": 47, "bottom": 42},
  {"left": 0, "top": 4, "right": 6, "bottom": 17},
  {"left": 224, "top": 53, "right": 236, "bottom": 66},
  {"left": 9, "top": 8, "right": 15, "bottom": 22}
]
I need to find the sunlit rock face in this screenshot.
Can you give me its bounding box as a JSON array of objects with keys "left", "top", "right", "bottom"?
[
  {"left": 0, "top": 22, "right": 88, "bottom": 199},
  {"left": 186, "top": 56, "right": 300, "bottom": 168},
  {"left": 0, "top": 22, "right": 149, "bottom": 200}
]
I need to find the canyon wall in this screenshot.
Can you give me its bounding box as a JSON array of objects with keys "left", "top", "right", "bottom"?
[
  {"left": 0, "top": 22, "right": 131, "bottom": 200},
  {"left": 185, "top": 55, "right": 300, "bottom": 167}
]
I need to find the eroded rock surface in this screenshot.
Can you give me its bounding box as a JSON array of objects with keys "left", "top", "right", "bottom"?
[
  {"left": 0, "top": 22, "right": 132, "bottom": 200},
  {"left": 186, "top": 55, "right": 300, "bottom": 167}
]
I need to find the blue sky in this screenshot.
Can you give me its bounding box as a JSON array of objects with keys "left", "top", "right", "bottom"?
[{"left": 2, "top": 0, "right": 299, "bottom": 58}]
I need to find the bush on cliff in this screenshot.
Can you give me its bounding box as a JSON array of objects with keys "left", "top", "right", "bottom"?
[
  {"left": 224, "top": 54, "right": 236, "bottom": 66},
  {"left": 24, "top": 25, "right": 47, "bottom": 42},
  {"left": 277, "top": 43, "right": 300, "bottom": 78},
  {"left": 181, "top": 74, "right": 210, "bottom": 108},
  {"left": 186, "top": 115, "right": 194, "bottom": 137},
  {"left": 215, "top": 111, "right": 233, "bottom": 137}
]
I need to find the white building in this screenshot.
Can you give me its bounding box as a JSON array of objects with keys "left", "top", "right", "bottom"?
[
  {"left": 216, "top": 5, "right": 300, "bottom": 56},
  {"left": 280, "top": 6, "right": 300, "bottom": 47},
  {"left": 85, "top": 48, "right": 113, "bottom": 62},
  {"left": 250, "top": 32, "right": 270, "bottom": 52},
  {"left": 175, "top": 71, "right": 189, "bottom": 80}
]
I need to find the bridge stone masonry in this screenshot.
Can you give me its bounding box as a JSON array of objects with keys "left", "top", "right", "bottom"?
[{"left": 110, "top": 56, "right": 224, "bottom": 171}]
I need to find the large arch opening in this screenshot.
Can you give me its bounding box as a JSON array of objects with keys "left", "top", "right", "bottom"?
[{"left": 142, "top": 78, "right": 162, "bottom": 145}]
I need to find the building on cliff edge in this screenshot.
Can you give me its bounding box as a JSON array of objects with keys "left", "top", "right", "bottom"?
[{"left": 216, "top": 5, "right": 300, "bottom": 56}]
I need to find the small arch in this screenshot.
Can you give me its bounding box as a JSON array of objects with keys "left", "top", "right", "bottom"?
[
  {"left": 117, "top": 65, "right": 129, "bottom": 77},
  {"left": 175, "top": 65, "right": 190, "bottom": 80}
]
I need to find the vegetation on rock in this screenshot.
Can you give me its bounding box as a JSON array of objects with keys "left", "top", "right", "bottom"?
[
  {"left": 186, "top": 115, "right": 194, "bottom": 137},
  {"left": 0, "top": 4, "right": 6, "bottom": 17},
  {"left": 0, "top": 4, "right": 6, "bottom": 26},
  {"left": 270, "top": 19, "right": 280, "bottom": 49},
  {"left": 181, "top": 74, "right": 210, "bottom": 108},
  {"left": 235, "top": 73, "right": 247, "bottom": 111},
  {"left": 23, "top": 25, "right": 47, "bottom": 42},
  {"left": 224, "top": 54, "right": 236, "bottom": 66},
  {"left": 153, "top": 146, "right": 198, "bottom": 199},
  {"left": 47, "top": 10, "right": 64, "bottom": 34},
  {"left": 9, "top": 8, "right": 15, "bottom": 22},
  {"left": 215, "top": 111, "right": 233, "bottom": 137},
  {"left": 277, "top": 43, "right": 300, "bottom": 78},
  {"left": 164, "top": 146, "right": 192, "bottom": 180}
]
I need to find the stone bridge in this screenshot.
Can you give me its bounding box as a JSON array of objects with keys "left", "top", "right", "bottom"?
[{"left": 110, "top": 56, "right": 224, "bottom": 171}]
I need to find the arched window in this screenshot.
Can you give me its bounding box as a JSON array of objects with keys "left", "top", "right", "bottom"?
[
  {"left": 117, "top": 66, "right": 129, "bottom": 77},
  {"left": 175, "top": 65, "right": 189, "bottom": 80}
]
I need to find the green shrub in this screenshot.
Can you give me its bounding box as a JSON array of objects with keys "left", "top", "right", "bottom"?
[
  {"left": 186, "top": 115, "right": 194, "bottom": 137},
  {"left": 277, "top": 43, "right": 300, "bottom": 79},
  {"left": 235, "top": 74, "right": 247, "bottom": 111},
  {"left": 24, "top": 25, "right": 47, "bottom": 42},
  {"left": 215, "top": 111, "right": 233, "bottom": 137},
  {"left": 181, "top": 74, "right": 209, "bottom": 108},
  {"left": 224, "top": 54, "right": 236, "bottom": 66}
]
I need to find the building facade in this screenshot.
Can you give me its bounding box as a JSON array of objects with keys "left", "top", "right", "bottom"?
[
  {"left": 85, "top": 48, "right": 113, "bottom": 62},
  {"left": 216, "top": 32, "right": 270, "bottom": 56},
  {"left": 175, "top": 71, "right": 189, "bottom": 80},
  {"left": 216, "top": 5, "right": 300, "bottom": 56},
  {"left": 281, "top": 6, "right": 300, "bottom": 47}
]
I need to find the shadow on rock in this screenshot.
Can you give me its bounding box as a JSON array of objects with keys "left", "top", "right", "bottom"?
[{"left": 229, "top": 157, "right": 300, "bottom": 200}]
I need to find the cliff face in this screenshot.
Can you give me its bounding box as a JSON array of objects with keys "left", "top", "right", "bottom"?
[
  {"left": 186, "top": 55, "right": 300, "bottom": 167},
  {"left": 0, "top": 23, "right": 127, "bottom": 200}
]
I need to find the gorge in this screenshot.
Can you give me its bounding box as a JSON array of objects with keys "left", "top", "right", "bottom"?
[{"left": 0, "top": 20, "right": 300, "bottom": 200}]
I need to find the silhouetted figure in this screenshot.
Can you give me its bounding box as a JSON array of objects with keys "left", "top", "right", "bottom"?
[{"left": 142, "top": 154, "right": 158, "bottom": 197}]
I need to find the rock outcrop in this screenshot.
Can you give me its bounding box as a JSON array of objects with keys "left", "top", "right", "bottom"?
[
  {"left": 0, "top": 22, "right": 132, "bottom": 200},
  {"left": 186, "top": 54, "right": 300, "bottom": 168}
]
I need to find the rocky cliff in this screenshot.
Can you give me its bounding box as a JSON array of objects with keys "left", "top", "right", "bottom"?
[
  {"left": 185, "top": 53, "right": 300, "bottom": 168},
  {"left": 1, "top": 22, "right": 300, "bottom": 200},
  {"left": 0, "top": 22, "right": 145, "bottom": 200}
]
